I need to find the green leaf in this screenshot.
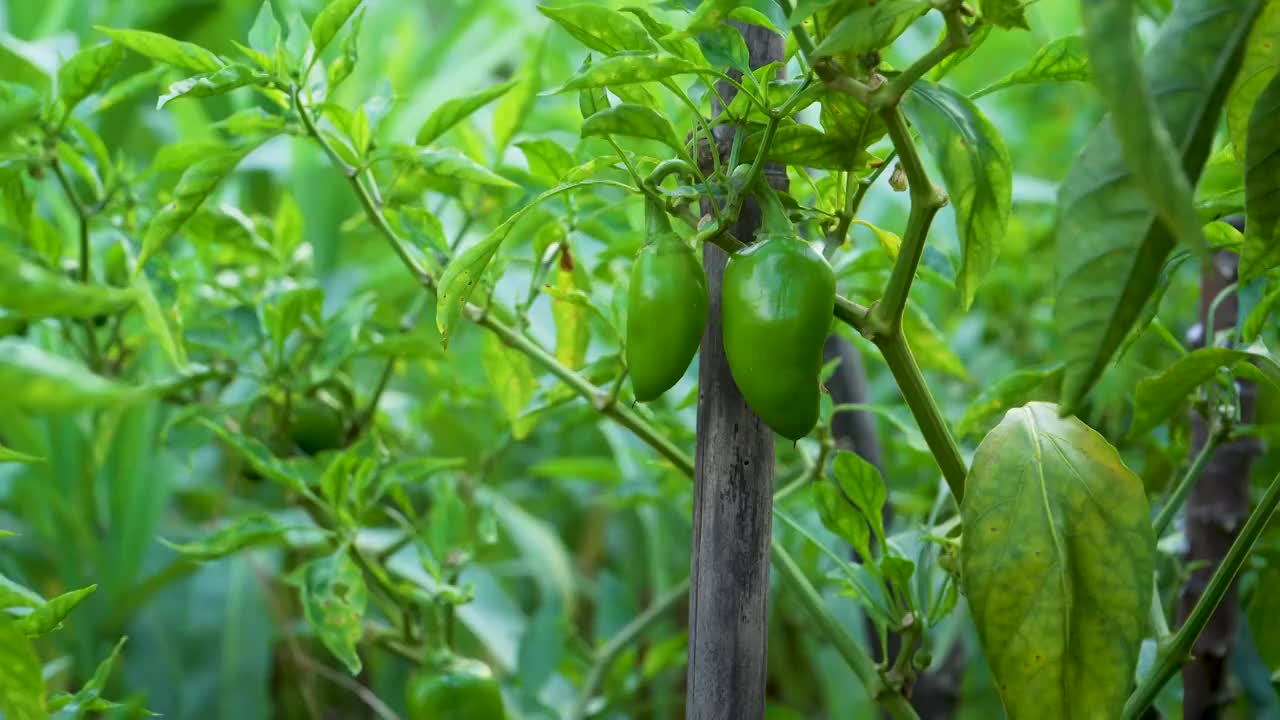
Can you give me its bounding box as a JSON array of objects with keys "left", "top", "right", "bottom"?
[
  {"left": 815, "top": 479, "right": 872, "bottom": 560},
  {"left": 0, "top": 248, "right": 135, "bottom": 319},
  {"left": 961, "top": 402, "right": 1153, "bottom": 720},
  {"left": 549, "top": 250, "right": 589, "bottom": 371},
  {"left": 94, "top": 65, "right": 165, "bottom": 112},
  {"left": 1082, "top": 0, "right": 1204, "bottom": 255},
  {"left": 902, "top": 80, "right": 1012, "bottom": 310},
  {"left": 97, "top": 27, "right": 225, "bottom": 73},
  {"left": 973, "top": 36, "right": 1090, "bottom": 98},
  {"left": 1226, "top": 0, "right": 1280, "bottom": 161},
  {"left": 493, "top": 62, "right": 541, "bottom": 155},
  {"left": 199, "top": 419, "right": 311, "bottom": 496},
  {"left": 1130, "top": 347, "right": 1280, "bottom": 437},
  {"left": 157, "top": 65, "right": 264, "bottom": 108},
  {"left": 404, "top": 149, "right": 517, "bottom": 189},
  {"left": 59, "top": 637, "right": 126, "bottom": 714},
  {"left": 620, "top": 6, "right": 704, "bottom": 62},
  {"left": 0, "top": 39, "right": 52, "bottom": 93},
  {"left": 310, "top": 0, "right": 363, "bottom": 60},
  {"left": 980, "top": 0, "right": 1030, "bottom": 29},
  {"left": 131, "top": 272, "right": 189, "bottom": 372},
  {"left": 696, "top": 25, "right": 750, "bottom": 74},
  {"left": 1242, "top": 285, "right": 1280, "bottom": 343},
  {"left": 903, "top": 303, "right": 969, "bottom": 381},
  {"left": 161, "top": 513, "right": 298, "bottom": 561},
  {"left": 538, "top": 4, "right": 654, "bottom": 53},
  {"left": 248, "top": 1, "right": 283, "bottom": 57},
  {"left": 517, "top": 140, "right": 576, "bottom": 185},
  {"left": 581, "top": 103, "right": 682, "bottom": 152},
  {"left": 1054, "top": 0, "right": 1260, "bottom": 412},
  {"left": 435, "top": 179, "right": 632, "bottom": 345},
  {"left": 813, "top": 0, "right": 928, "bottom": 57},
  {"left": 832, "top": 450, "right": 887, "bottom": 550},
  {"left": 0, "top": 575, "right": 42, "bottom": 609},
  {"left": 0, "top": 445, "right": 41, "bottom": 464},
  {"left": 291, "top": 548, "right": 367, "bottom": 674},
  {"left": 325, "top": 8, "right": 363, "bottom": 90},
  {"left": 0, "top": 617, "right": 45, "bottom": 720},
  {"left": 576, "top": 56, "right": 610, "bottom": 120},
  {"left": 552, "top": 53, "right": 707, "bottom": 92},
  {"left": 57, "top": 43, "right": 125, "bottom": 114},
  {"left": 14, "top": 585, "right": 96, "bottom": 637},
  {"left": 0, "top": 339, "right": 143, "bottom": 412},
  {"left": 138, "top": 144, "right": 256, "bottom": 269},
  {"left": 416, "top": 79, "right": 518, "bottom": 147},
  {"left": 1242, "top": 72, "right": 1280, "bottom": 281},
  {"left": 742, "top": 122, "right": 867, "bottom": 170},
  {"left": 956, "top": 364, "right": 1064, "bottom": 438},
  {"left": 482, "top": 332, "right": 540, "bottom": 439}
]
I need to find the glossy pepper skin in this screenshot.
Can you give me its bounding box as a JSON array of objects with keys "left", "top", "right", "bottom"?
[
  {"left": 406, "top": 657, "right": 505, "bottom": 720},
  {"left": 626, "top": 199, "right": 708, "bottom": 402},
  {"left": 722, "top": 190, "right": 834, "bottom": 440}
]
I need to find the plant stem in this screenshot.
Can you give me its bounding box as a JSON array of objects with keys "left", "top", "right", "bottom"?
[
  {"left": 869, "top": 109, "right": 946, "bottom": 337},
  {"left": 1122, "top": 469, "right": 1280, "bottom": 719},
  {"left": 771, "top": 540, "right": 921, "bottom": 720},
  {"left": 1152, "top": 431, "right": 1221, "bottom": 537},
  {"left": 570, "top": 577, "right": 692, "bottom": 720},
  {"left": 875, "top": 332, "right": 966, "bottom": 502},
  {"left": 878, "top": 5, "right": 970, "bottom": 106}
]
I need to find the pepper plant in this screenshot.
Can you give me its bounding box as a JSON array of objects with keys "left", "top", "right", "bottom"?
[{"left": 1, "top": 0, "right": 1279, "bottom": 718}]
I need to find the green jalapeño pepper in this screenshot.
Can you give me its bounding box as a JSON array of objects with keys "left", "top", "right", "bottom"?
[
  {"left": 626, "top": 197, "right": 708, "bottom": 402},
  {"left": 723, "top": 186, "right": 834, "bottom": 440},
  {"left": 407, "top": 656, "right": 506, "bottom": 720}
]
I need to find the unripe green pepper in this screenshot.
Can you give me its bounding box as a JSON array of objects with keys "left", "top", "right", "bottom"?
[
  {"left": 406, "top": 656, "right": 505, "bottom": 720},
  {"left": 626, "top": 197, "right": 708, "bottom": 402},
  {"left": 722, "top": 187, "right": 834, "bottom": 440}
]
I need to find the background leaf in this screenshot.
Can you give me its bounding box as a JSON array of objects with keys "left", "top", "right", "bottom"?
[{"left": 1242, "top": 72, "right": 1280, "bottom": 280}]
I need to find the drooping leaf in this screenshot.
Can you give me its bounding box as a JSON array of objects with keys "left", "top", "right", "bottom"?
[
  {"left": 435, "top": 180, "right": 634, "bottom": 345},
  {"left": 981, "top": 0, "right": 1030, "bottom": 29},
  {"left": 1130, "top": 347, "right": 1280, "bottom": 437},
  {"left": 0, "top": 339, "right": 143, "bottom": 412},
  {"left": 291, "top": 548, "right": 367, "bottom": 675},
  {"left": 552, "top": 53, "right": 707, "bottom": 93},
  {"left": 97, "top": 27, "right": 225, "bottom": 73},
  {"left": 57, "top": 42, "right": 125, "bottom": 114},
  {"left": 1054, "top": 0, "right": 1260, "bottom": 412},
  {"left": 956, "top": 364, "right": 1064, "bottom": 438},
  {"left": 1242, "top": 72, "right": 1280, "bottom": 281},
  {"left": 0, "top": 445, "right": 41, "bottom": 464},
  {"left": 161, "top": 513, "right": 301, "bottom": 561},
  {"left": 481, "top": 333, "right": 540, "bottom": 440},
  {"left": 310, "top": 0, "right": 363, "bottom": 60},
  {"left": 199, "top": 419, "right": 311, "bottom": 496},
  {"left": 157, "top": 65, "right": 264, "bottom": 108},
  {"left": 538, "top": 5, "right": 654, "bottom": 54},
  {"left": 832, "top": 450, "right": 887, "bottom": 550},
  {"left": 1242, "top": 285, "right": 1280, "bottom": 343},
  {"left": 138, "top": 143, "right": 258, "bottom": 269},
  {"left": 402, "top": 149, "right": 518, "bottom": 189},
  {"left": 583, "top": 102, "right": 682, "bottom": 150},
  {"left": 0, "top": 617, "right": 45, "bottom": 720},
  {"left": 416, "top": 79, "right": 519, "bottom": 147},
  {"left": 961, "top": 402, "right": 1154, "bottom": 719},
  {"left": 813, "top": 0, "right": 928, "bottom": 57},
  {"left": 14, "top": 585, "right": 96, "bottom": 637},
  {"left": 550, "top": 247, "right": 589, "bottom": 370},
  {"left": 902, "top": 80, "right": 1012, "bottom": 309},
  {"left": 1081, "top": 0, "right": 1204, "bottom": 254},
  {"left": 0, "top": 248, "right": 135, "bottom": 319},
  {"left": 741, "top": 122, "right": 867, "bottom": 170},
  {"left": 1226, "top": 0, "right": 1280, "bottom": 161},
  {"left": 973, "top": 36, "right": 1090, "bottom": 98}
]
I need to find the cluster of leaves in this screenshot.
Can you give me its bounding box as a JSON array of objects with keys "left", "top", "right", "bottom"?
[{"left": 0, "top": 0, "right": 1279, "bottom": 718}]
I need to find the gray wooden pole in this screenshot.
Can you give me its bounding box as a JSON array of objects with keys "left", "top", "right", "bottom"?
[{"left": 687, "top": 22, "right": 784, "bottom": 720}]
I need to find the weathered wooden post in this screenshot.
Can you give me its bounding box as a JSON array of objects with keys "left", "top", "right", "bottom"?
[{"left": 687, "top": 21, "right": 784, "bottom": 720}]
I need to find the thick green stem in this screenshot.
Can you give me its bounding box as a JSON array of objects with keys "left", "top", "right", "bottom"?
[
  {"left": 878, "top": 6, "right": 970, "bottom": 107},
  {"left": 1123, "top": 470, "right": 1280, "bottom": 719},
  {"left": 875, "top": 333, "right": 966, "bottom": 502},
  {"left": 771, "top": 540, "right": 921, "bottom": 720}
]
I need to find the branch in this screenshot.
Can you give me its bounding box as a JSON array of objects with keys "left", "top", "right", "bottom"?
[
  {"left": 1152, "top": 427, "right": 1223, "bottom": 537},
  {"left": 771, "top": 540, "right": 921, "bottom": 720},
  {"left": 877, "top": 5, "right": 971, "bottom": 108},
  {"left": 570, "top": 577, "right": 692, "bottom": 720},
  {"left": 1123, "top": 469, "right": 1280, "bottom": 719}
]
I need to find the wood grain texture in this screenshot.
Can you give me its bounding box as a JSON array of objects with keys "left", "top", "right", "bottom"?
[{"left": 686, "top": 22, "right": 784, "bottom": 720}]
